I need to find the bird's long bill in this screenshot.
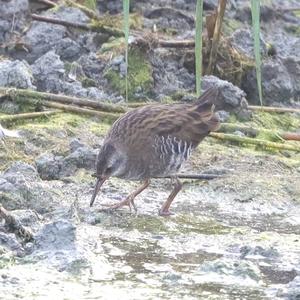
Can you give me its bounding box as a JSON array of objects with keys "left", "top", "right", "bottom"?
[{"left": 90, "top": 177, "right": 107, "bottom": 207}]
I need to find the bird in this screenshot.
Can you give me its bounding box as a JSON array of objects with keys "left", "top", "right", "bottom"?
[{"left": 90, "top": 87, "right": 220, "bottom": 216}]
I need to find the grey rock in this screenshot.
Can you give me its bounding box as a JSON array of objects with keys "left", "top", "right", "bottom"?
[
  {"left": 78, "top": 53, "right": 107, "bottom": 83},
  {"left": 111, "top": 55, "right": 124, "bottom": 66},
  {"left": 23, "top": 21, "right": 66, "bottom": 63},
  {"left": 119, "top": 62, "right": 127, "bottom": 77},
  {"left": 0, "top": 60, "right": 35, "bottom": 89},
  {"left": 87, "top": 87, "right": 107, "bottom": 100},
  {"left": 239, "top": 245, "right": 279, "bottom": 259},
  {"left": 69, "top": 138, "right": 85, "bottom": 152},
  {"left": 60, "top": 146, "right": 97, "bottom": 177},
  {"left": 3, "top": 161, "right": 40, "bottom": 181},
  {"left": 283, "top": 57, "right": 300, "bottom": 101},
  {"left": 216, "top": 110, "right": 230, "bottom": 122},
  {"left": 230, "top": 29, "right": 267, "bottom": 59},
  {"left": 62, "top": 81, "right": 88, "bottom": 98},
  {"left": 36, "top": 220, "right": 76, "bottom": 251},
  {"left": 243, "top": 59, "right": 293, "bottom": 104},
  {"left": 267, "top": 33, "right": 299, "bottom": 59},
  {"left": 31, "top": 50, "right": 65, "bottom": 92},
  {"left": 0, "top": 0, "right": 29, "bottom": 44},
  {"left": 198, "top": 259, "right": 261, "bottom": 282},
  {"left": 0, "top": 162, "right": 54, "bottom": 213},
  {"left": 0, "top": 232, "right": 24, "bottom": 255},
  {"left": 181, "top": 94, "right": 197, "bottom": 102},
  {"left": 56, "top": 37, "right": 82, "bottom": 61},
  {"left": 35, "top": 153, "right": 63, "bottom": 180},
  {"left": 151, "top": 48, "right": 194, "bottom": 96},
  {"left": 202, "top": 75, "right": 247, "bottom": 109},
  {"left": 11, "top": 209, "right": 40, "bottom": 227},
  {"left": 144, "top": 7, "right": 194, "bottom": 33},
  {"left": 97, "top": 0, "right": 123, "bottom": 14},
  {"left": 22, "top": 7, "right": 87, "bottom": 63},
  {"left": 0, "top": 100, "right": 21, "bottom": 114},
  {"left": 276, "top": 275, "right": 300, "bottom": 299},
  {"left": 48, "top": 6, "right": 89, "bottom": 24},
  {"left": 233, "top": 130, "right": 245, "bottom": 137}
]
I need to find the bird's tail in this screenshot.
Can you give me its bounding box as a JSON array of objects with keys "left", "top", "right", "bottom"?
[
  {"left": 194, "top": 88, "right": 220, "bottom": 132},
  {"left": 195, "top": 87, "right": 219, "bottom": 108}
]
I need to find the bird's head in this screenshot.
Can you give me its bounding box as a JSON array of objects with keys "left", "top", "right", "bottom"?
[{"left": 90, "top": 143, "right": 125, "bottom": 207}]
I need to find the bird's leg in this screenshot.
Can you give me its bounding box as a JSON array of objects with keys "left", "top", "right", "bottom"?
[
  {"left": 102, "top": 179, "right": 151, "bottom": 212},
  {"left": 159, "top": 176, "right": 182, "bottom": 216}
]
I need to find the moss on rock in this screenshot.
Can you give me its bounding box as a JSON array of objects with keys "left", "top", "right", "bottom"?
[{"left": 104, "top": 48, "right": 153, "bottom": 100}]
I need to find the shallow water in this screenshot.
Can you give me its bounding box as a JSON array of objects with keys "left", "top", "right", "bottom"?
[{"left": 1, "top": 174, "right": 299, "bottom": 300}]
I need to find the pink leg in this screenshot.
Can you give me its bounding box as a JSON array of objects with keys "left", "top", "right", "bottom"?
[
  {"left": 159, "top": 177, "right": 182, "bottom": 216},
  {"left": 102, "top": 179, "right": 151, "bottom": 212}
]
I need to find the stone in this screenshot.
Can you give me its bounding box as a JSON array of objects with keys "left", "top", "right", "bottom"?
[
  {"left": 0, "top": 162, "right": 54, "bottom": 213},
  {"left": 242, "top": 59, "right": 293, "bottom": 104},
  {"left": 35, "top": 220, "right": 76, "bottom": 251},
  {"left": 0, "top": 60, "right": 35, "bottom": 89},
  {"left": 31, "top": 50, "right": 65, "bottom": 92},
  {"left": 0, "top": 0, "right": 29, "bottom": 44},
  {"left": 202, "top": 75, "right": 247, "bottom": 109},
  {"left": 35, "top": 153, "right": 63, "bottom": 180},
  {"left": 230, "top": 29, "right": 267, "bottom": 59}
]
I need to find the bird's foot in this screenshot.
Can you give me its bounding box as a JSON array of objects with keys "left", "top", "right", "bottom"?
[
  {"left": 101, "top": 196, "right": 137, "bottom": 212},
  {"left": 158, "top": 209, "right": 174, "bottom": 216}
]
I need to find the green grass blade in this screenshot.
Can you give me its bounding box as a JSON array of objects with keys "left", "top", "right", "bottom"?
[
  {"left": 84, "top": 0, "right": 96, "bottom": 11},
  {"left": 251, "top": 0, "right": 263, "bottom": 105},
  {"left": 123, "top": 0, "right": 130, "bottom": 102},
  {"left": 195, "top": 0, "right": 204, "bottom": 96}
]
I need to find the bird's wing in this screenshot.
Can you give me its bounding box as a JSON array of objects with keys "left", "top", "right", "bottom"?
[{"left": 108, "top": 88, "right": 220, "bottom": 147}]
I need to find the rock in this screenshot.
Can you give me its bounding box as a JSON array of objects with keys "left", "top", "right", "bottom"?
[
  {"left": 35, "top": 153, "right": 63, "bottom": 180},
  {"left": 111, "top": 55, "right": 124, "bottom": 66},
  {"left": 78, "top": 53, "right": 107, "bottom": 83},
  {"left": 119, "top": 62, "right": 127, "bottom": 77},
  {"left": 55, "top": 37, "right": 82, "bottom": 61},
  {"left": 0, "top": 162, "right": 54, "bottom": 213},
  {"left": 22, "top": 20, "right": 66, "bottom": 63},
  {"left": 230, "top": 29, "right": 267, "bottom": 59},
  {"left": 35, "top": 220, "right": 76, "bottom": 251},
  {"left": 216, "top": 110, "right": 230, "bottom": 122},
  {"left": 3, "top": 161, "right": 40, "bottom": 181},
  {"left": 151, "top": 48, "right": 194, "bottom": 96},
  {"left": 87, "top": 87, "right": 107, "bottom": 100},
  {"left": 60, "top": 146, "right": 97, "bottom": 177},
  {"left": 283, "top": 56, "right": 300, "bottom": 101},
  {"left": 0, "top": 0, "right": 29, "bottom": 44},
  {"left": 239, "top": 245, "right": 279, "bottom": 259},
  {"left": 61, "top": 81, "right": 88, "bottom": 98},
  {"left": 144, "top": 7, "right": 194, "bottom": 33},
  {"left": 11, "top": 209, "right": 40, "bottom": 227},
  {"left": 21, "top": 7, "right": 87, "bottom": 63},
  {"left": 242, "top": 59, "right": 293, "bottom": 104},
  {"left": 69, "top": 138, "right": 85, "bottom": 152},
  {"left": 49, "top": 6, "right": 89, "bottom": 24},
  {"left": 0, "top": 100, "right": 21, "bottom": 114},
  {"left": 235, "top": 4, "right": 275, "bottom": 23},
  {"left": 197, "top": 259, "right": 262, "bottom": 284},
  {"left": 0, "top": 232, "right": 25, "bottom": 256},
  {"left": 31, "top": 50, "right": 65, "bottom": 92},
  {"left": 0, "top": 60, "right": 35, "bottom": 89},
  {"left": 97, "top": 0, "right": 123, "bottom": 14},
  {"left": 276, "top": 275, "right": 300, "bottom": 299},
  {"left": 202, "top": 75, "right": 247, "bottom": 110}
]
